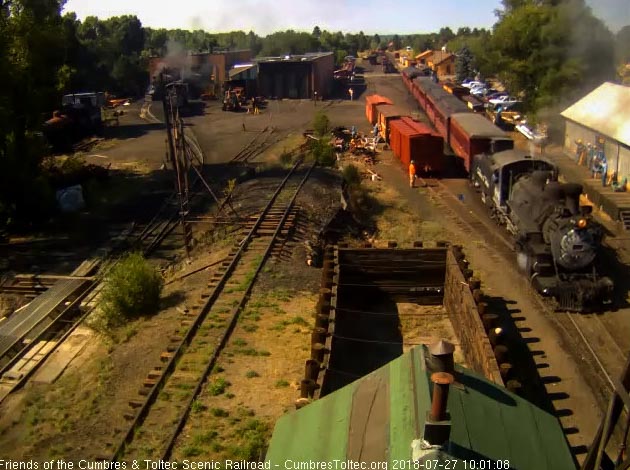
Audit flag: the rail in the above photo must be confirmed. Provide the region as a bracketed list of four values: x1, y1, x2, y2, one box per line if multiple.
[109, 158, 314, 461]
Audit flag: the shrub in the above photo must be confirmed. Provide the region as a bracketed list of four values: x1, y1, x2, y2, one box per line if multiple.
[245, 370, 260, 378]
[310, 139, 336, 167]
[313, 112, 330, 137]
[279, 150, 293, 166]
[275, 380, 290, 388]
[98, 252, 163, 329]
[211, 407, 229, 417]
[343, 164, 361, 187]
[208, 377, 230, 396]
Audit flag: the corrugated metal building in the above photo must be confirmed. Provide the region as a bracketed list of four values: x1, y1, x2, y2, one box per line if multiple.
[561, 82, 630, 181]
[266, 345, 575, 469]
[256, 52, 334, 99]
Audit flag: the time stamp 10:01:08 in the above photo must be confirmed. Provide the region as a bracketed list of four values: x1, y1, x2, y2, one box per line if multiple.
[393, 460, 511, 470]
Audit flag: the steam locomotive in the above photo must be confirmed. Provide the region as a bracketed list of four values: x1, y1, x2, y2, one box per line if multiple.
[471, 149, 613, 311]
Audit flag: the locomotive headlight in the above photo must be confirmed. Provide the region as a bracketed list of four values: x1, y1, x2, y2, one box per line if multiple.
[577, 218, 588, 229]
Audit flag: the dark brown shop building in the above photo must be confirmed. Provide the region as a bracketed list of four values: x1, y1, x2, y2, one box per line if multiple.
[255, 52, 334, 100]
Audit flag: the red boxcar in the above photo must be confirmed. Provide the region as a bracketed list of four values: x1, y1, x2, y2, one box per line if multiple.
[449, 112, 514, 172]
[390, 118, 445, 173]
[389, 118, 405, 158]
[365, 94, 393, 125]
[375, 104, 405, 142]
[400, 118, 445, 173]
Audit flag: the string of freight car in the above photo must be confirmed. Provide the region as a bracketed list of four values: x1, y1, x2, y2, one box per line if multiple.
[109, 158, 315, 462]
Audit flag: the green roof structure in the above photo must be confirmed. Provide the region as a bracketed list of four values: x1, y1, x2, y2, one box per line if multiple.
[266, 345, 575, 470]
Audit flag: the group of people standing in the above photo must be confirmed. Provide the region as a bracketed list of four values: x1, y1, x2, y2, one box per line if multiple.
[575, 139, 608, 186]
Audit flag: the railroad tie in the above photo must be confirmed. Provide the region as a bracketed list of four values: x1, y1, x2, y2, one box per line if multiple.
[128, 400, 143, 409]
[143, 378, 158, 388]
[123, 412, 136, 421]
[147, 371, 162, 380]
[160, 352, 173, 362]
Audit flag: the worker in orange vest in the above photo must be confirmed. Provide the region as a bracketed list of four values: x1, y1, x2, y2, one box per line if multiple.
[409, 160, 416, 188]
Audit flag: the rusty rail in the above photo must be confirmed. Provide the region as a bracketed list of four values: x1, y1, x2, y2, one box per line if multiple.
[109, 158, 314, 461]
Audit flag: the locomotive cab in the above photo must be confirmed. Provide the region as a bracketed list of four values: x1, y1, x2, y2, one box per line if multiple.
[470, 150, 556, 229]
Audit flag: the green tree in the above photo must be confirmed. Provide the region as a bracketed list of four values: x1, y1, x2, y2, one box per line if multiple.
[312, 112, 330, 137]
[312, 25, 321, 38]
[392, 34, 402, 50]
[488, 0, 614, 111]
[616, 25, 630, 63]
[455, 45, 475, 83]
[0, 0, 67, 225]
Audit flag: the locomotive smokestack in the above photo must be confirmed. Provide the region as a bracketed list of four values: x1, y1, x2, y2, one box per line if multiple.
[563, 183, 582, 215]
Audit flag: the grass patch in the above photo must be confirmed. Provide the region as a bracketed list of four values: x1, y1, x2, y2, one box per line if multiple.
[233, 338, 247, 347]
[226, 419, 271, 461]
[208, 377, 230, 396]
[245, 370, 260, 379]
[242, 324, 258, 333]
[275, 380, 290, 388]
[211, 407, 229, 417]
[192, 430, 218, 446]
[182, 445, 203, 457]
[234, 348, 270, 357]
[191, 400, 207, 414]
[269, 289, 292, 302]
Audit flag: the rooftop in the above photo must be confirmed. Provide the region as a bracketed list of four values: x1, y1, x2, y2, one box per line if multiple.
[266, 345, 575, 469]
[561, 81, 630, 147]
[255, 52, 334, 63]
[428, 50, 455, 66]
[452, 112, 510, 139]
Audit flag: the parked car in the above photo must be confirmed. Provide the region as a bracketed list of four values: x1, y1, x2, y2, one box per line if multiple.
[488, 95, 518, 105]
[470, 86, 487, 96]
[485, 92, 509, 101]
[462, 80, 484, 89]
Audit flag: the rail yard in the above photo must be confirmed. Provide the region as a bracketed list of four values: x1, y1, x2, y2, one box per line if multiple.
[0, 52, 629, 469]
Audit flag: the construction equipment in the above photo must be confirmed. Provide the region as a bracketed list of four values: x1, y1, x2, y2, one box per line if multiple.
[222, 88, 244, 112]
[43, 92, 104, 151]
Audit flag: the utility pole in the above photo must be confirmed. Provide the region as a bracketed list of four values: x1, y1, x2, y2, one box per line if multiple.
[161, 74, 193, 259]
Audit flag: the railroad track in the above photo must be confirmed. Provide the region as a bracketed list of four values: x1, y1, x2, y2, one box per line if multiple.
[230, 126, 277, 163]
[109, 158, 315, 462]
[423, 177, 626, 411]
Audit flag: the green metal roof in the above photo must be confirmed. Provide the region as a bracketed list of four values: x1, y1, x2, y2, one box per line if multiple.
[266, 346, 575, 470]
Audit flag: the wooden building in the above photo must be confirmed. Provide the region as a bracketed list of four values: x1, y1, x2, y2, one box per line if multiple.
[561, 81, 630, 184]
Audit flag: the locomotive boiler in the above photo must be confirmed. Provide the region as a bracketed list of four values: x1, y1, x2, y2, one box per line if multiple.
[471, 149, 613, 311]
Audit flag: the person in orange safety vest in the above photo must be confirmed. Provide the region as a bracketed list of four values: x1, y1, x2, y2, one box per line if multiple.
[409, 160, 416, 188]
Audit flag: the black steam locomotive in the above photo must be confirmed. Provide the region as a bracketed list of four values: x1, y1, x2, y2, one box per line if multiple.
[471, 149, 613, 311]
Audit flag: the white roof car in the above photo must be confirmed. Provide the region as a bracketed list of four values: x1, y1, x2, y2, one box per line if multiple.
[462, 80, 484, 89]
[489, 95, 518, 105]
